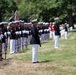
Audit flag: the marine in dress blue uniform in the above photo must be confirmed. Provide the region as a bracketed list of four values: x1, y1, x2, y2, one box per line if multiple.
[30, 19, 41, 63]
[64, 23, 68, 39]
[54, 18, 60, 49]
[9, 22, 16, 54]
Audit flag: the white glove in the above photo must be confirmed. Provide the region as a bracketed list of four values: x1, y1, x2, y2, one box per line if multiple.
[15, 31, 19, 35]
[7, 32, 11, 35]
[0, 34, 3, 40]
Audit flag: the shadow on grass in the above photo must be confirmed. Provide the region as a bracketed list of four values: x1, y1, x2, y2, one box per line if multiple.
[42, 41, 48, 44]
[70, 29, 76, 33]
[40, 60, 53, 63]
[18, 47, 30, 53]
[42, 39, 53, 44]
[70, 31, 76, 33]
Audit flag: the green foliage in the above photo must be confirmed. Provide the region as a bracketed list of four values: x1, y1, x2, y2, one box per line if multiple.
[0, 0, 8, 21]
[5, 0, 18, 21]
[0, 0, 17, 22]
[14, 0, 74, 22]
[0, 0, 76, 23]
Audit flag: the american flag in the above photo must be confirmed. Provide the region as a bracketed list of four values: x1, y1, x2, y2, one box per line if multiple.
[14, 10, 19, 21]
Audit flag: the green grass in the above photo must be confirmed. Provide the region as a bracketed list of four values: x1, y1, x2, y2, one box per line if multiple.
[5, 29, 76, 75]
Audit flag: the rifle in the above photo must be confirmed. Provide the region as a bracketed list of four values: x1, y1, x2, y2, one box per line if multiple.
[5, 38, 8, 60]
[5, 43, 7, 59]
[40, 42, 41, 47]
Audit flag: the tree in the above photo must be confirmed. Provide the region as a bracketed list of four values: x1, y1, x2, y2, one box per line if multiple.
[0, 0, 18, 22]
[11, 0, 76, 27]
[66, 0, 74, 28]
[0, 0, 8, 22]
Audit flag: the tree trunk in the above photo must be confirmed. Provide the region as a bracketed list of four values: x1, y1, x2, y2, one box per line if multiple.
[68, 9, 74, 28]
[0, 15, 2, 22]
[67, 0, 74, 29]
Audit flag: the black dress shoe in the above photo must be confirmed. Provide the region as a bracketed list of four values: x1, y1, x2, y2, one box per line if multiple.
[33, 61, 39, 63]
[2, 58, 4, 59]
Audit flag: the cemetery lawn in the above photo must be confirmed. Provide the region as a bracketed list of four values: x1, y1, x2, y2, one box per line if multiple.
[0, 29, 76, 75]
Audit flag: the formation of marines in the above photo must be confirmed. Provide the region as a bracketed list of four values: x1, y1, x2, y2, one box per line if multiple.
[0, 18, 69, 61]
[0, 20, 50, 60]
